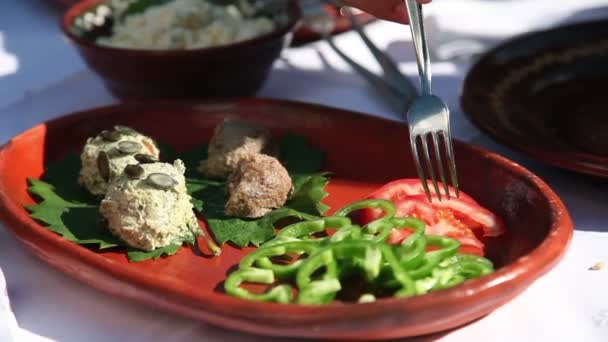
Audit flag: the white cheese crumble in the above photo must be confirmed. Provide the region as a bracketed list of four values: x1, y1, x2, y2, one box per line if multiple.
[100, 159, 200, 251]
[97, 0, 276, 50]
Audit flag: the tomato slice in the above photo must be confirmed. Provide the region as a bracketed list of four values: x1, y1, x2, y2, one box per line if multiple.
[421, 195, 506, 237]
[427, 208, 485, 253]
[387, 228, 413, 245]
[387, 201, 485, 254]
[394, 198, 437, 225]
[386, 220, 484, 256]
[367, 179, 478, 204]
[357, 179, 505, 256]
[362, 179, 505, 238]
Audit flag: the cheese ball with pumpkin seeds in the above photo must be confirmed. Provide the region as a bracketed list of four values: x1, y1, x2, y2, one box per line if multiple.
[78, 126, 160, 196]
[100, 159, 200, 251]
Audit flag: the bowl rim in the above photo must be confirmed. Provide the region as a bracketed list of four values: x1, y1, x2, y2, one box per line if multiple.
[61, 0, 302, 56]
[0, 99, 574, 338]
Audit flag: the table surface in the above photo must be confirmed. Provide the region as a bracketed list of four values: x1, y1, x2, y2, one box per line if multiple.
[1, 1, 608, 341]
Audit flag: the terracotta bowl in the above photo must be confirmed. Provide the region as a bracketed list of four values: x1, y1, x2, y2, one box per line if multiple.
[0, 100, 573, 339]
[52, 0, 369, 46]
[61, 0, 301, 99]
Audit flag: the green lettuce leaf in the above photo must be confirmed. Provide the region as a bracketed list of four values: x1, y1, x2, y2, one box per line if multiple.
[26, 178, 120, 249]
[278, 134, 324, 174]
[127, 244, 181, 262]
[25, 156, 194, 262]
[207, 208, 316, 247]
[286, 173, 330, 215]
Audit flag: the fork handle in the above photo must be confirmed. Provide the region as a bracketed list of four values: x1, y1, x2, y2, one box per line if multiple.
[404, 0, 432, 96]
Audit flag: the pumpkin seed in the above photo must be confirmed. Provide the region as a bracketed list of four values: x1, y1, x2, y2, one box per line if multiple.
[134, 153, 158, 164]
[589, 262, 606, 271]
[124, 164, 144, 179]
[97, 151, 110, 181]
[100, 130, 121, 142]
[117, 141, 142, 154]
[114, 125, 138, 136]
[147, 173, 177, 190]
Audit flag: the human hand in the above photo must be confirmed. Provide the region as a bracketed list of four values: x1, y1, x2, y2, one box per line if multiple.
[341, 0, 432, 24]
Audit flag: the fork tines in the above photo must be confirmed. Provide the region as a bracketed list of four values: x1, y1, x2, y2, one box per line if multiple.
[410, 131, 459, 202]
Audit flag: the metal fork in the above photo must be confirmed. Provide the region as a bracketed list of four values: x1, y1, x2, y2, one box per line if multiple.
[337, 2, 419, 106]
[304, 5, 415, 112]
[403, 0, 459, 201]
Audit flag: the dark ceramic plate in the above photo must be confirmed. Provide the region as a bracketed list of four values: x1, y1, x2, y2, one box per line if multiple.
[462, 20, 608, 178]
[0, 100, 572, 339]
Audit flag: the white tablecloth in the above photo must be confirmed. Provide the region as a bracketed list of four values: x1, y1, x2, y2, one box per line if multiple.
[1, 1, 608, 341]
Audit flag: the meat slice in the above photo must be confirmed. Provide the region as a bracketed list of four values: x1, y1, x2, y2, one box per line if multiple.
[199, 119, 271, 179]
[225, 154, 292, 218]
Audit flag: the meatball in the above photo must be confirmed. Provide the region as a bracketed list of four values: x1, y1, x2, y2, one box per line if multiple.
[79, 126, 159, 196]
[225, 154, 293, 218]
[198, 119, 271, 179]
[100, 159, 200, 251]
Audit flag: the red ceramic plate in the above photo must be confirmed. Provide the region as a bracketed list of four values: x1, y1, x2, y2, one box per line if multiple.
[0, 99, 572, 340]
[462, 20, 608, 178]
